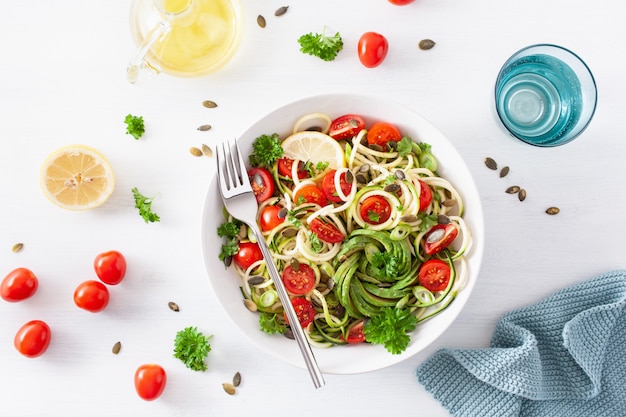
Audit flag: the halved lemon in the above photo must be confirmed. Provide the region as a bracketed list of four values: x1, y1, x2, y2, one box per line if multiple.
[281, 131, 346, 169]
[40, 144, 115, 211]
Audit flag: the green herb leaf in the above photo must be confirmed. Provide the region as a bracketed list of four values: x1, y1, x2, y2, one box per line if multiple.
[371, 252, 399, 279]
[124, 114, 145, 140]
[298, 30, 343, 61]
[249, 133, 283, 168]
[217, 220, 241, 262]
[396, 137, 413, 157]
[173, 326, 212, 372]
[131, 187, 160, 223]
[259, 312, 287, 334]
[417, 213, 438, 232]
[364, 307, 417, 354]
[309, 231, 323, 253]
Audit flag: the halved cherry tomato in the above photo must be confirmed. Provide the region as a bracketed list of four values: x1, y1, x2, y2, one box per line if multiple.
[277, 157, 307, 179]
[389, 0, 415, 4]
[1, 267, 38, 302]
[233, 241, 263, 269]
[94, 250, 126, 285]
[321, 170, 353, 203]
[294, 184, 328, 207]
[359, 195, 392, 225]
[309, 217, 345, 244]
[248, 167, 275, 203]
[367, 122, 402, 148]
[74, 280, 110, 313]
[418, 259, 451, 292]
[358, 32, 389, 68]
[418, 180, 433, 212]
[328, 114, 366, 140]
[423, 223, 459, 255]
[285, 297, 316, 328]
[260, 205, 285, 231]
[282, 263, 316, 295]
[14, 320, 51, 358]
[134, 364, 167, 401]
[343, 319, 366, 344]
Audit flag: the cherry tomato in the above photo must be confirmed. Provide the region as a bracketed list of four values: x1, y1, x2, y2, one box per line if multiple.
[309, 217, 345, 244]
[260, 205, 285, 232]
[73, 280, 110, 313]
[233, 241, 263, 269]
[321, 170, 353, 203]
[294, 184, 328, 207]
[343, 320, 366, 344]
[277, 157, 307, 179]
[418, 180, 433, 212]
[94, 250, 126, 285]
[285, 297, 316, 328]
[359, 195, 392, 225]
[282, 263, 316, 295]
[367, 122, 402, 148]
[358, 32, 389, 68]
[423, 223, 459, 255]
[419, 259, 451, 292]
[248, 167, 275, 203]
[134, 364, 167, 401]
[328, 114, 366, 140]
[14, 320, 51, 358]
[1, 267, 38, 302]
[389, 0, 415, 4]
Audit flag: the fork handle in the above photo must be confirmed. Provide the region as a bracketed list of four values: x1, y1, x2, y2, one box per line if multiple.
[249, 223, 326, 388]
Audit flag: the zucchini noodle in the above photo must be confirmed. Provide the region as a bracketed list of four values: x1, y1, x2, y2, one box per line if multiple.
[220, 112, 473, 351]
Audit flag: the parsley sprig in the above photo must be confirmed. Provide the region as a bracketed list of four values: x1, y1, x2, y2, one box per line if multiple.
[124, 114, 145, 140]
[173, 326, 212, 372]
[259, 312, 287, 334]
[364, 307, 417, 354]
[298, 29, 343, 61]
[249, 133, 283, 168]
[217, 219, 241, 262]
[131, 187, 160, 223]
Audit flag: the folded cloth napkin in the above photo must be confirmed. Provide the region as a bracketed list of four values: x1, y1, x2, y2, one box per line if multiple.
[416, 270, 626, 417]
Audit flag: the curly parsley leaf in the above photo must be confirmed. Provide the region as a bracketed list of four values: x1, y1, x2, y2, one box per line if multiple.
[259, 312, 287, 334]
[217, 219, 241, 262]
[417, 213, 438, 232]
[131, 187, 160, 223]
[371, 252, 399, 279]
[298, 30, 343, 62]
[124, 114, 145, 140]
[364, 307, 417, 354]
[173, 326, 212, 372]
[249, 133, 283, 168]
[396, 137, 413, 157]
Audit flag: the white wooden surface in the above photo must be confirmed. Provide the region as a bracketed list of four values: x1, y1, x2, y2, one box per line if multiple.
[1, 1, 625, 416]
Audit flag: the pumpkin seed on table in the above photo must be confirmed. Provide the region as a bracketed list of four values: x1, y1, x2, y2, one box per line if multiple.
[484, 157, 498, 170]
[257, 14, 266, 28]
[518, 189, 527, 201]
[201, 144, 213, 157]
[168, 301, 180, 312]
[418, 39, 436, 50]
[546, 207, 560, 215]
[274, 6, 289, 16]
[197, 124, 212, 131]
[202, 100, 217, 108]
[233, 371, 242, 387]
[222, 383, 236, 395]
[190, 147, 203, 157]
[506, 185, 520, 194]
[112, 341, 122, 355]
[11, 243, 24, 253]
[500, 166, 510, 178]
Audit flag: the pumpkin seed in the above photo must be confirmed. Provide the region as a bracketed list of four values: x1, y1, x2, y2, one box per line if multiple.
[278, 207, 288, 219]
[327, 278, 335, 291]
[546, 207, 560, 215]
[345, 170, 354, 184]
[359, 164, 370, 173]
[499, 166, 510, 178]
[112, 341, 121, 355]
[283, 328, 295, 339]
[394, 170, 406, 180]
[238, 223, 247, 239]
[197, 124, 212, 131]
[400, 214, 418, 223]
[369, 144, 384, 152]
[11, 243, 23, 253]
[384, 183, 400, 194]
[202, 100, 218, 108]
[437, 214, 450, 224]
[202, 144, 213, 157]
[224, 256, 232, 267]
[168, 301, 180, 312]
[223, 383, 236, 395]
[518, 189, 527, 201]
[190, 147, 203, 157]
[355, 173, 367, 184]
[257, 14, 266, 28]
[233, 371, 242, 387]
[290, 258, 300, 272]
[484, 157, 497, 170]
[281, 228, 298, 238]
[506, 185, 520, 194]
[418, 39, 436, 50]
[248, 276, 265, 286]
[442, 199, 457, 207]
[243, 299, 257, 312]
[274, 6, 289, 16]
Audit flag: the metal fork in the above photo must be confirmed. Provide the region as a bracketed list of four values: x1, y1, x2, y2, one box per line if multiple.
[216, 138, 325, 389]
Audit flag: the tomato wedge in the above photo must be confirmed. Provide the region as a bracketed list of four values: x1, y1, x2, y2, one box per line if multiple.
[423, 223, 459, 255]
[359, 195, 392, 225]
[282, 263, 316, 295]
[277, 157, 307, 179]
[248, 167, 275, 202]
[418, 259, 451, 292]
[328, 114, 366, 140]
[309, 217, 345, 244]
[285, 297, 316, 328]
[367, 122, 402, 149]
[343, 319, 366, 344]
[418, 180, 433, 212]
[294, 184, 328, 207]
[321, 170, 352, 203]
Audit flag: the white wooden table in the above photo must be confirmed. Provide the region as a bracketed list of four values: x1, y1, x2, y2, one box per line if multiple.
[1, 1, 624, 416]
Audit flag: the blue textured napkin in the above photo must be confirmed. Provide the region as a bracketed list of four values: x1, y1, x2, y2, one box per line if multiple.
[416, 270, 626, 417]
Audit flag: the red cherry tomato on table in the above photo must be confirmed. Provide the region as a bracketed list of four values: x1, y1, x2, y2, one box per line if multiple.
[134, 364, 167, 401]
[418, 180, 433, 212]
[294, 184, 328, 207]
[367, 122, 402, 148]
[321, 170, 353, 203]
[285, 297, 316, 328]
[389, 0, 415, 4]
[260, 205, 285, 232]
[94, 250, 126, 285]
[233, 241, 263, 269]
[358, 32, 389, 68]
[248, 167, 275, 203]
[343, 319, 366, 344]
[359, 195, 392, 225]
[328, 114, 366, 140]
[282, 263, 316, 295]
[423, 223, 459, 255]
[309, 217, 345, 244]
[73, 280, 110, 313]
[277, 157, 308, 179]
[1, 267, 38, 302]
[14, 320, 51, 358]
[418, 259, 452, 292]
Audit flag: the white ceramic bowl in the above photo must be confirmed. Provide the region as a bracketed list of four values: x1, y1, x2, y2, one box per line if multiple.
[201, 93, 484, 374]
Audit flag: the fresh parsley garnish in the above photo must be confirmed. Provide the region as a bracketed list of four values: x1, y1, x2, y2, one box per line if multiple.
[396, 137, 413, 157]
[124, 114, 145, 140]
[371, 252, 399, 279]
[217, 219, 241, 262]
[259, 312, 287, 334]
[417, 142, 438, 171]
[417, 213, 438, 232]
[131, 187, 160, 223]
[249, 133, 283, 168]
[364, 307, 417, 354]
[298, 29, 343, 61]
[309, 231, 324, 253]
[304, 161, 330, 177]
[173, 326, 212, 372]
[367, 210, 381, 223]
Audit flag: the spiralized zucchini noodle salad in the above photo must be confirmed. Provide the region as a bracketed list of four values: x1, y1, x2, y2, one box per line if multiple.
[217, 112, 472, 355]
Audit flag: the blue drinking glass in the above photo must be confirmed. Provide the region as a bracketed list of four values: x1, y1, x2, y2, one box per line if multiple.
[494, 44, 597, 147]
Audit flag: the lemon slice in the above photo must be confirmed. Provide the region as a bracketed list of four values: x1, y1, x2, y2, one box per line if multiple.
[281, 131, 346, 170]
[40, 145, 115, 211]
